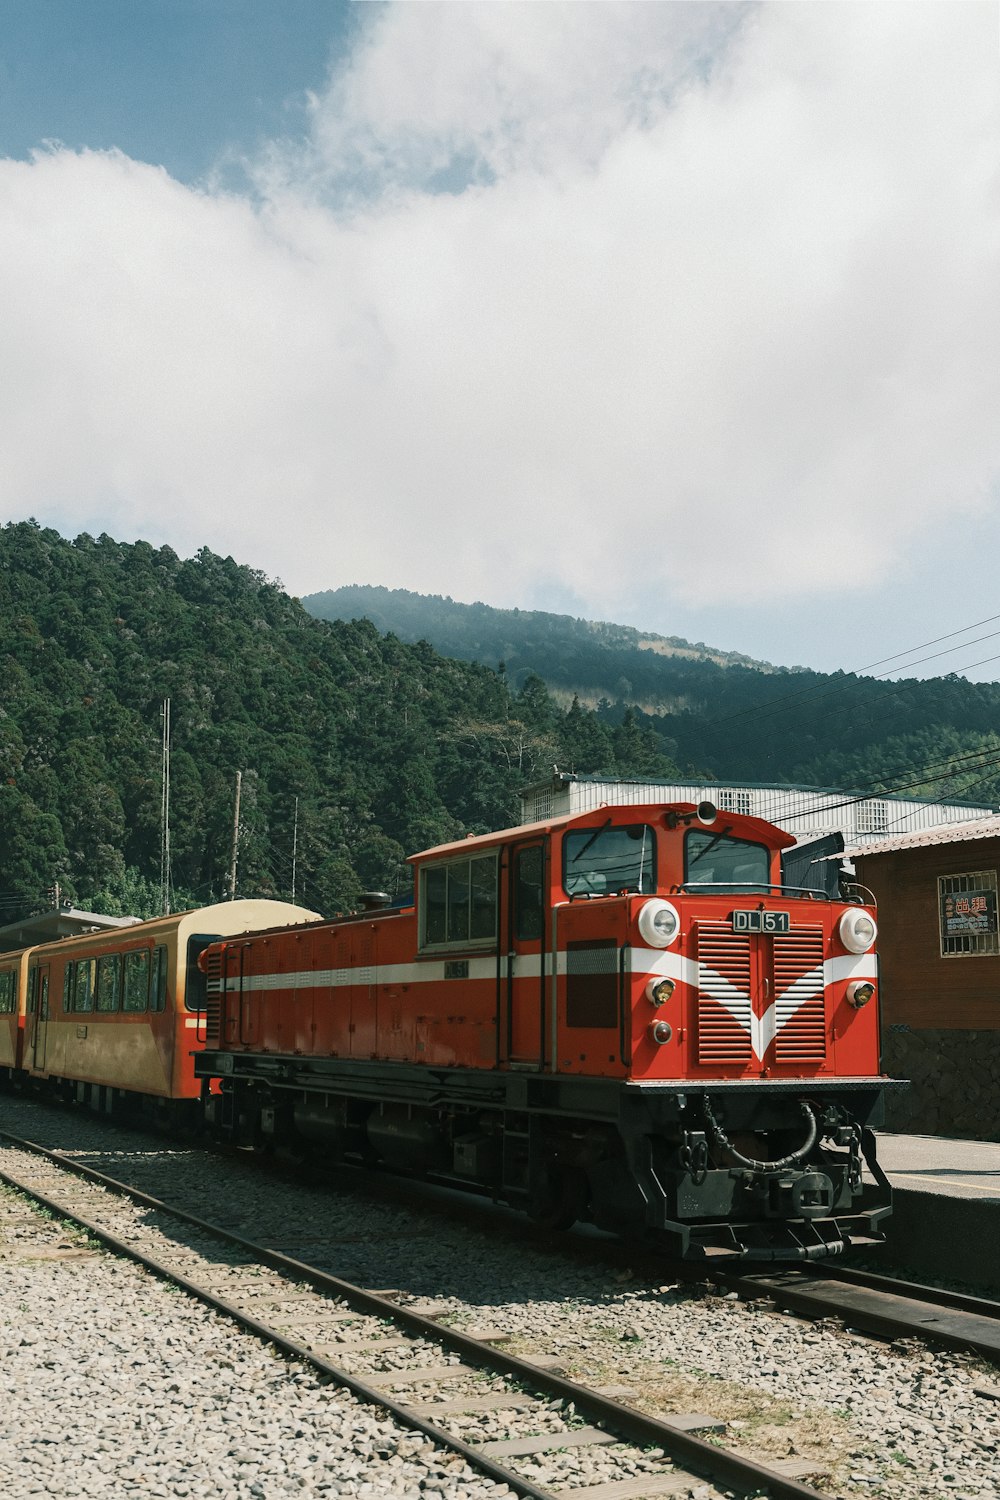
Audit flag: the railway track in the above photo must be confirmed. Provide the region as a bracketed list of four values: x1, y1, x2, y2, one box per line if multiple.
[708, 1263, 1000, 1366]
[0, 1124, 831, 1500]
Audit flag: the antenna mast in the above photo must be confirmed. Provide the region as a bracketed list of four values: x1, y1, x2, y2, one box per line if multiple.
[228, 770, 242, 900]
[291, 795, 299, 903]
[160, 698, 171, 915]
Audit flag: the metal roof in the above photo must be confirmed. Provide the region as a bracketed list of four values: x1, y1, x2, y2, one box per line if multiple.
[848, 815, 1000, 858]
[0, 906, 141, 954]
[529, 771, 995, 811]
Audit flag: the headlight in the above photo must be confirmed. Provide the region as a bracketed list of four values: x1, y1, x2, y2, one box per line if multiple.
[838, 909, 877, 954]
[645, 977, 676, 1006]
[637, 899, 681, 948]
[648, 1020, 673, 1045]
[847, 981, 876, 1008]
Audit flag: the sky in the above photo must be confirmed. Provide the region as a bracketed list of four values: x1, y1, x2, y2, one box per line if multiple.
[1, 1, 998, 678]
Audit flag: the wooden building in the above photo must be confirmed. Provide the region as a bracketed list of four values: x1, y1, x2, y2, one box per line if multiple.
[853, 817, 1000, 1141]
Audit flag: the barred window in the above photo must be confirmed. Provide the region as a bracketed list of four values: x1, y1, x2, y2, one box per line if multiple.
[939, 871, 999, 957]
[718, 788, 753, 817]
[857, 799, 889, 835]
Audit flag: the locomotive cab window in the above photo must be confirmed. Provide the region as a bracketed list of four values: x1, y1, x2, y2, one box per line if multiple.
[419, 852, 498, 951]
[563, 822, 656, 898]
[684, 829, 770, 893]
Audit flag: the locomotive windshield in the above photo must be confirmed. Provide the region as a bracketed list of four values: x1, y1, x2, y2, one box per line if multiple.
[563, 821, 656, 897]
[684, 828, 770, 892]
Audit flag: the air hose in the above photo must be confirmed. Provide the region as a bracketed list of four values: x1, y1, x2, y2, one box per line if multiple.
[701, 1095, 818, 1173]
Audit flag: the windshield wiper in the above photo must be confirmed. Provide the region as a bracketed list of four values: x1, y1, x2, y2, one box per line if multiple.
[687, 823, 734, 868]
[571, 817, 612, 863]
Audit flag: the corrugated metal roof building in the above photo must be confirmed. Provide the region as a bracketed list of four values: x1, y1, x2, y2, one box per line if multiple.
[520, 773, 995, 848]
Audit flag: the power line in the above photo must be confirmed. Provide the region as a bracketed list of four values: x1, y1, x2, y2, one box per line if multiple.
[705, 614, 1000, 730]
[775, 747, 1000, 824]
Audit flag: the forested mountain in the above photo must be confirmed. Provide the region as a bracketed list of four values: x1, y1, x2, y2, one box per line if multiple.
[304, 585, 1000, 811]
[0, 523, 676, 921]
[304, 584, 779, 707]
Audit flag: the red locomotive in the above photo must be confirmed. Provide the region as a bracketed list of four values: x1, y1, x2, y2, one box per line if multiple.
[197, 802, 898, 1261]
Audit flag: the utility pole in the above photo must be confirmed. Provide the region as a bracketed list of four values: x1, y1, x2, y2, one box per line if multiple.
[291, 795, 299, 904]
[160, 698, 171, 915]
[228, 770, 242, 900]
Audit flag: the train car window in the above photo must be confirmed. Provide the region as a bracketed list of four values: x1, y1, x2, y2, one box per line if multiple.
[0, 972, 15, 1014]
[514, 846, 545, 940]
[123, 950, 150, 1013]
[95, 955, 121, 1013]
[684, 829, 770, 892]
[62, 964, 74, 1012]
[74, 959, 95, 1013]
[419, 853, 498, 950]
[423, 866, 447, 945]
[150, 946, 168, 1011]
[470, 858, 496, 940]
[563, 823, 656, 898]
[184, 936, 218, 1011]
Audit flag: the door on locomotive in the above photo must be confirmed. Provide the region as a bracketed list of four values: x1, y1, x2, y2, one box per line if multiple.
[556, 817, 659, 1078]
[506, 840, 546, 1066]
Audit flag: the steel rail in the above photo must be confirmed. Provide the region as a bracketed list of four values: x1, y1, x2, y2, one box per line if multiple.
[708, 1264, 1000, 1365]
[0, 1127, 826, 1500]
[811, 1262, 1000, 1318]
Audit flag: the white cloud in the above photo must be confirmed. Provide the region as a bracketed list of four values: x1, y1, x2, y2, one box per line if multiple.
[0, 2, 997, 628]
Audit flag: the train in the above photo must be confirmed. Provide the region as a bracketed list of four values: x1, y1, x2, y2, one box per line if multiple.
[0, 900, 320, 1123]
[0, 801, 899, 1262]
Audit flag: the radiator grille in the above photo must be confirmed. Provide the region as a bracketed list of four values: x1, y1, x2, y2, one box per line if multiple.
[772, 927, 826, 1063]
[204, 949, 223, 1045]
[695, 923, 752, 1064]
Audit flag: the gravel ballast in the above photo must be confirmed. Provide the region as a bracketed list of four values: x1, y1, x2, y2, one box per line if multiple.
[1, 1095, 998, 1499]
[0, 1192, 513, 1500]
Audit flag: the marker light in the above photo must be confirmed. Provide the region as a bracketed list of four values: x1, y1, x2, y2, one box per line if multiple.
[648, 1020, 673, 1045]
[847, 980, 876, 1009]
[645, 977, 676, 1007]
[838, 909, 878, 954]
[637, 899, 681, 948]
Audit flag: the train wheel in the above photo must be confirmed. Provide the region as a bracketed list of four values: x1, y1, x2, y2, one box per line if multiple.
[528, 1163, 589, 1232]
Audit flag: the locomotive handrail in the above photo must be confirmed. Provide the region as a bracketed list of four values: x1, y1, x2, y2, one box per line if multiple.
[671, 881, 858, 900]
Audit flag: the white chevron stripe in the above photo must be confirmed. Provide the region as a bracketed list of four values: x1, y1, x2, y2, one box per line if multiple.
[208, 942, 878, 1066]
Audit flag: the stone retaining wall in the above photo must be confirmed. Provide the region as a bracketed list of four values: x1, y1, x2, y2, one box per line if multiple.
[880, 1024, 1000, 1140]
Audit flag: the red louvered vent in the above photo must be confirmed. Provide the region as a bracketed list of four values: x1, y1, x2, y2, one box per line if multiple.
[204, 948, 224, 1045]
[696, 923, 753, 1065]
[772, 927, 826, 1063]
